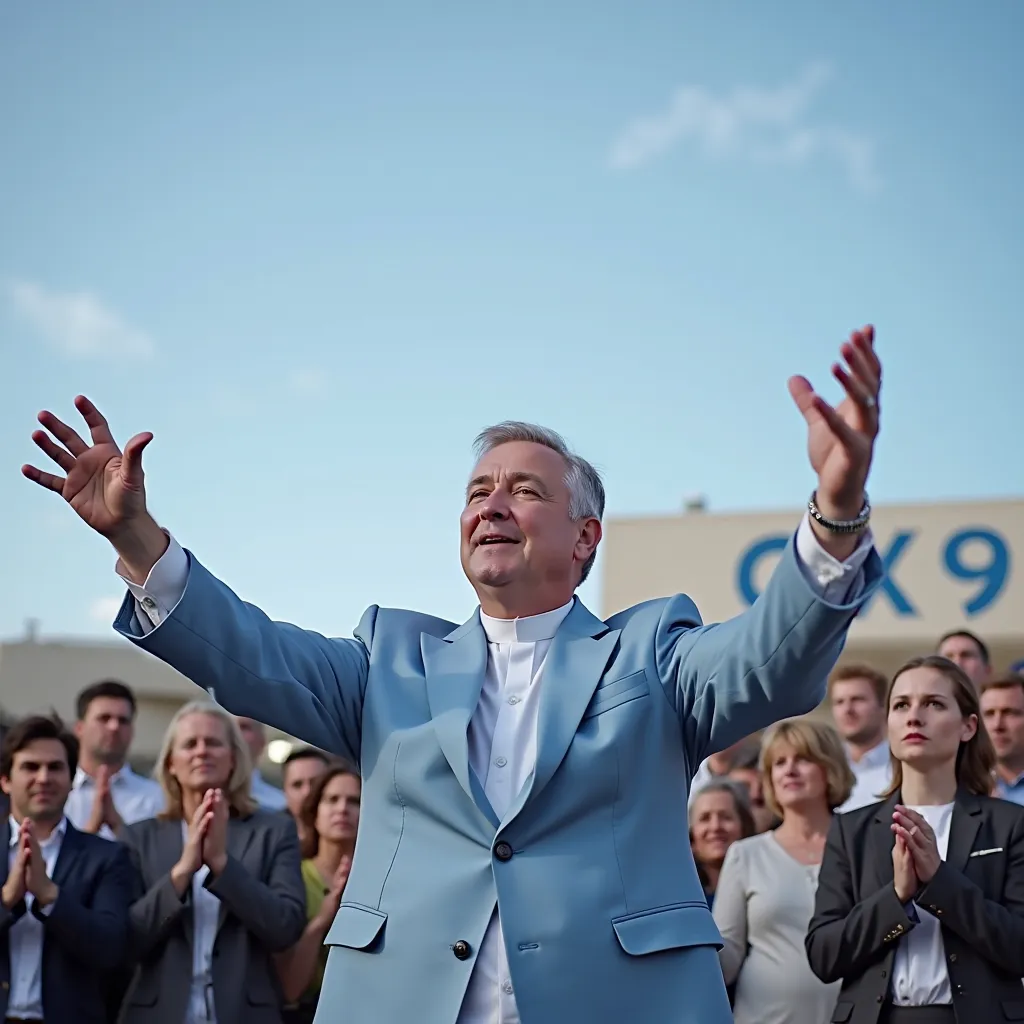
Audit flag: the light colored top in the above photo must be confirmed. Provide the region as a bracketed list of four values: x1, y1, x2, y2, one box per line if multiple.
[994, 771, 1024, 806]
[891, 802, 954, 1006]
[65, 763, 165, 839]
[713, 830, 841, 1024]
[295, 859, 332, 1005]
[6, 815, 66, 1021]
[116, 513, 870, 1024]
[837, 739, 892, 813]
[181, 820, 221, 1024]
[249, 769, 287, 811]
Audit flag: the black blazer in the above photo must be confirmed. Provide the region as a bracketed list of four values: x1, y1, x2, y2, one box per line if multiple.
[805, 791, 1024, 1024]
[0, 819, 135, 1024]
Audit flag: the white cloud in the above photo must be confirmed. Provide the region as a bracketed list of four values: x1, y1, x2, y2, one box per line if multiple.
[7, 279, 155, 358]
[89, 596, 124, 623]
[287, 368, 329, 397]
[608, 62, 879, 191]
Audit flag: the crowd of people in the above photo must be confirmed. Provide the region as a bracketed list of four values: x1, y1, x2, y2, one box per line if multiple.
[686, 627, 1024, 1024]
[1, 680, 359, 1024]
[2, 628, 1022, 1024]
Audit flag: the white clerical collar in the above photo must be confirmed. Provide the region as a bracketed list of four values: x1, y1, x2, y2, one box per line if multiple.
[480, 598, 575, 644]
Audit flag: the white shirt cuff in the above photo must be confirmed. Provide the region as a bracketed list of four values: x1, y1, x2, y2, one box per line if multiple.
[795, 512, 873, 603]
[115, 533, 189, 632]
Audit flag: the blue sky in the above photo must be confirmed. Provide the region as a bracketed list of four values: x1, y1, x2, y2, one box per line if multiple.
[1, 2, 1021, 642]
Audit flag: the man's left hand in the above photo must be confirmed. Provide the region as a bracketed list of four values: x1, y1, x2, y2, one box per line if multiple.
[22, 821, 59, 907]
[893, 805, 943, 884]
[789, 325, 881, 555]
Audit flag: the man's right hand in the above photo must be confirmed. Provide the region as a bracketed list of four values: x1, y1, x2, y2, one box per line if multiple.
[22, 395, 169, 582]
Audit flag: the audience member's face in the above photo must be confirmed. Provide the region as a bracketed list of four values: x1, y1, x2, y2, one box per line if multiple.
[168, 713, 235, 796]
[460, 441, 599, 597]
[234, 717, 266, 767]
[727, 767, 773, 832]
[689, 790, 744, 868]
[889, 666, 975, 770]
[937, 635, 990, 688]
[315, 772, 361, 844]
[981, 684, 1024, 766]
[75, 696, 135, 769]
[284, 756, 328, 819]
[768, 743, 827, 813]
[1, 739, 72, 824]
[830, 678, 886, 747]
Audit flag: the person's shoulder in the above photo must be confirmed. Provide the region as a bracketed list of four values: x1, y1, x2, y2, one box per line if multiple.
[243, 807, 298, 838]
[606, 593, 702, 634]
[833, 799, 887, 834]
[974, 792, 1024, 829]
[364, 605, 461, 641]
[69, 822, 133, 863]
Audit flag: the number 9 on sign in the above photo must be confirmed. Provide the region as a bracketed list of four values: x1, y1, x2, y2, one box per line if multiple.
[943, 528, 1010, 617]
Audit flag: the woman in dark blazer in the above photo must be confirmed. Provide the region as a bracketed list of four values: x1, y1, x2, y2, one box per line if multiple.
[118, 700, 306, 1024]
[805, 655, 1024, 1024]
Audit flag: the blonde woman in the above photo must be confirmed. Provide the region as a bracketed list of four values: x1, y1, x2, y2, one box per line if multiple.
[712, 718, 855, 1024]
[118, 700, 306, 1024]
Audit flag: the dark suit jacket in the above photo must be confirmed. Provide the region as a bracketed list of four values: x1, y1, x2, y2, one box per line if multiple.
[0, 819, 135, 1024]
[805, 791, 1024, 1024]
[118, 809, 306, 1024]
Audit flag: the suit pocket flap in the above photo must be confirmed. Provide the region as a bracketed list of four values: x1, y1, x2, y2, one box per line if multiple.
[830, 1002, 854, 1023]
[325, 903, 387, 950]
[611, 902, 722, 955]
[1002, 1002, 1024, 1021]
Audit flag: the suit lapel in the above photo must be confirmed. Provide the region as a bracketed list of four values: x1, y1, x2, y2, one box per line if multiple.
[1, 820, 9, 888]
[946, 791, 983, 872]
[869, 794, 900, 892]
[51, 821, 82, 887]
[422, 615, 491, 819]
[503, 602, 620, 824]
[216, 817, 256, 932]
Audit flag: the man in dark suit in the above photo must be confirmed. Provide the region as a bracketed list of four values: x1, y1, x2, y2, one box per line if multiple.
[0, 714, 135, 1024]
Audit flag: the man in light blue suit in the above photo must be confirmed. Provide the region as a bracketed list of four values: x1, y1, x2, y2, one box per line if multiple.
[23, 326, 884, 1023]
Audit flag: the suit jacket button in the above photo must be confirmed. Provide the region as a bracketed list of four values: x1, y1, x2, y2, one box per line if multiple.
[948, 953, 957, 962]
[494, 841, 513, 862]
[453, 940, 472, 960]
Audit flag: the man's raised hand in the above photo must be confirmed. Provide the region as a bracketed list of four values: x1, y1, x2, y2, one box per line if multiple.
[22, 395, 168, 581]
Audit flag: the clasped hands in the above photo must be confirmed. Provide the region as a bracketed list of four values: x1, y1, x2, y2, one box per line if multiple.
[170, 788, 230, 895]
[1, 819, 59, 911]
[891, 805, 943, 904]
[84, 764, 125, 836]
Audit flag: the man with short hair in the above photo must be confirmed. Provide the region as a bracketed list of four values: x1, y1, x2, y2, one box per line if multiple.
[22, 326, 884, 1024]
[282, 747, 330, 822]
[0, 714, 135, 1024]
[937, 628, 991, 690]
[235, 715, 288, 810]
[980, 676, 1024, 805]
[828, 663, 892, 811]
[65, 679, 163, 839]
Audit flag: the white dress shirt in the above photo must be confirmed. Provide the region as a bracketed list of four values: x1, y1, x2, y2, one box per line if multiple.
[837, 738, 893, 813]
[64, 763, 165, 839]
[116, 512, 870, 1024]
[6, 815, 67, 1021]
[181, 820, 222, 1024]
[249, 769, 287, 811]
[891, 802, 954, 1006]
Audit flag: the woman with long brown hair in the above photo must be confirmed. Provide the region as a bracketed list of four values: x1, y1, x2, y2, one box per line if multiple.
[806, 655, 1024, 1024]
[275, 762, 361, 1024]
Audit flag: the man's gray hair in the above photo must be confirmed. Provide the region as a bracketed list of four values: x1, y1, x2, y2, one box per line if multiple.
[472, 421, 605, 584]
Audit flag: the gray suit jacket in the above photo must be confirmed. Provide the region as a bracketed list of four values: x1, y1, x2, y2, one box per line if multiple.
[118, 809, 306, 1024]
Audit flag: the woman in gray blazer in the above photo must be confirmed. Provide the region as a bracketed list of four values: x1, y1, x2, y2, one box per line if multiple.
[119, 700, 306, 1024]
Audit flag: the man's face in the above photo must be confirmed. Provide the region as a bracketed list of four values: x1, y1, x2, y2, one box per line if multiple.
[938, 635, 990, 688]
[283, 755, 327, 819]
[830, 678, 886, 747]
[981, 685, 1024, 766]
[74, 696, 134, 768]
[1, 739, 72, 823]
[460, 441, 600, 601]
[235, 717, 265, 766]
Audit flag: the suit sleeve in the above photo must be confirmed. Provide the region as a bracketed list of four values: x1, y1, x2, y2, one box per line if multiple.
[654, 524, 883, 764]
[204, 815, 306, 952]
[113, 548, 373, 763]
[37, 842, 134, 970]
[912, 813, 1024, 975]
[121, 825, 191, 960]
[805, 814, 915, 983]
[0, 899, 27, 935]
[711, 841, 749, 984]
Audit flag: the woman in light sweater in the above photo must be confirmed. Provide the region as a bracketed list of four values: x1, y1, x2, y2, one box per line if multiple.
[712, 718, 854, 1024]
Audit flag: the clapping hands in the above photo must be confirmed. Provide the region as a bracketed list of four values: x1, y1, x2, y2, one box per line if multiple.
[891, 805, 942, 902]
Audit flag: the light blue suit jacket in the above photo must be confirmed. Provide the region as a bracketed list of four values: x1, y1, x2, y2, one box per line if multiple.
[114, 531, 882, 1024]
